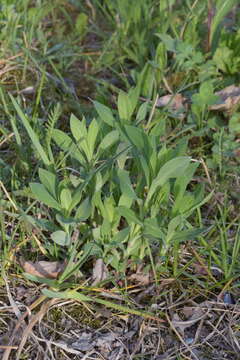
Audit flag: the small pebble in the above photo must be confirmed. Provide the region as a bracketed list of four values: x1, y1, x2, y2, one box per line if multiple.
[185, 337, 194, 345]
[223, 292, 235, 305]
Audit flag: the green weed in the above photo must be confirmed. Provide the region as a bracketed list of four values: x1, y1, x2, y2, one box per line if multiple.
[0, 0, 239, 322]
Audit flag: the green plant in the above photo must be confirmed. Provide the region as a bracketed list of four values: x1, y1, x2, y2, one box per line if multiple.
[191, 81, 219, 129]
[207, 129, 239, 178]
[1, 3, 240, 358]
[199, 205, 240, 280]
[208, 0, 239, 53]
[213, 29, 240, 75]
[9, 88, 212, 279]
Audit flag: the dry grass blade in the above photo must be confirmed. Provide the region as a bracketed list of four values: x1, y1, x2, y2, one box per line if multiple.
[200, 157, 212, 187]
[0, 346, 18, 350]
[0, 133, 14, 148]
[2, 275, 24, 360]
[2, 295, 47, 360]
[165, 312, 200, 360]
[0, 65, 19, 77]
[31, 334, 83, 355]
[3, 275, 22, 319]
[15, 298, 60, 360]
[0, 53, 23, 65]
[0, 181, 18, 211]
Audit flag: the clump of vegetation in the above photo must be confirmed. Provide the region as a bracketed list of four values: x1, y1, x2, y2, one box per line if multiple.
[0, 0, 240, 359]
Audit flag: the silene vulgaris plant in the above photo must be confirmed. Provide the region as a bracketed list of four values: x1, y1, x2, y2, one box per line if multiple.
[10, 87, 211, 281]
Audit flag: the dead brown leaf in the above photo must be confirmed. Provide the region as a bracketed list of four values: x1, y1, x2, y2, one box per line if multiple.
[141, 84, 240, 117]
[92, 259, 108, 285]
[210, 85, 240, 111]
[140, 93, 187, 120]
[182, 306, 195, 318]
[156, 93, 186, 111]
[159, 278, 175, 286]
[172, 305, 208, 335]
[172, 300, 213, 337]
[20, 258, 65, 279]
[129, 272, 150, 286]
[192, 262, 209, 276]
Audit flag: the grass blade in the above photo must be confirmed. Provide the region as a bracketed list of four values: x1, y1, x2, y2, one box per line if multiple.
[42, 288, 165, 322]
[210, 0, 238, 51]
[9, 94, 51, 166]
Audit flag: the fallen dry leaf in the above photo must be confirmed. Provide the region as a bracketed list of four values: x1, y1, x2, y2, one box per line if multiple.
[92, 259, 108, 285]
[182, 306, 195, 318]
[192, 262, 209, 276]
[20, 258, 65, 279]
[173, 299, 213, 336]
[141, 84, 240, 116]
[140, 93, 187, 119]
[172, 305, 208, 335]
[156, 93, 186, 111]
[160, 278, 175, 286]
[129, 272, 150, 285]
[210, 85, 240, 111]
